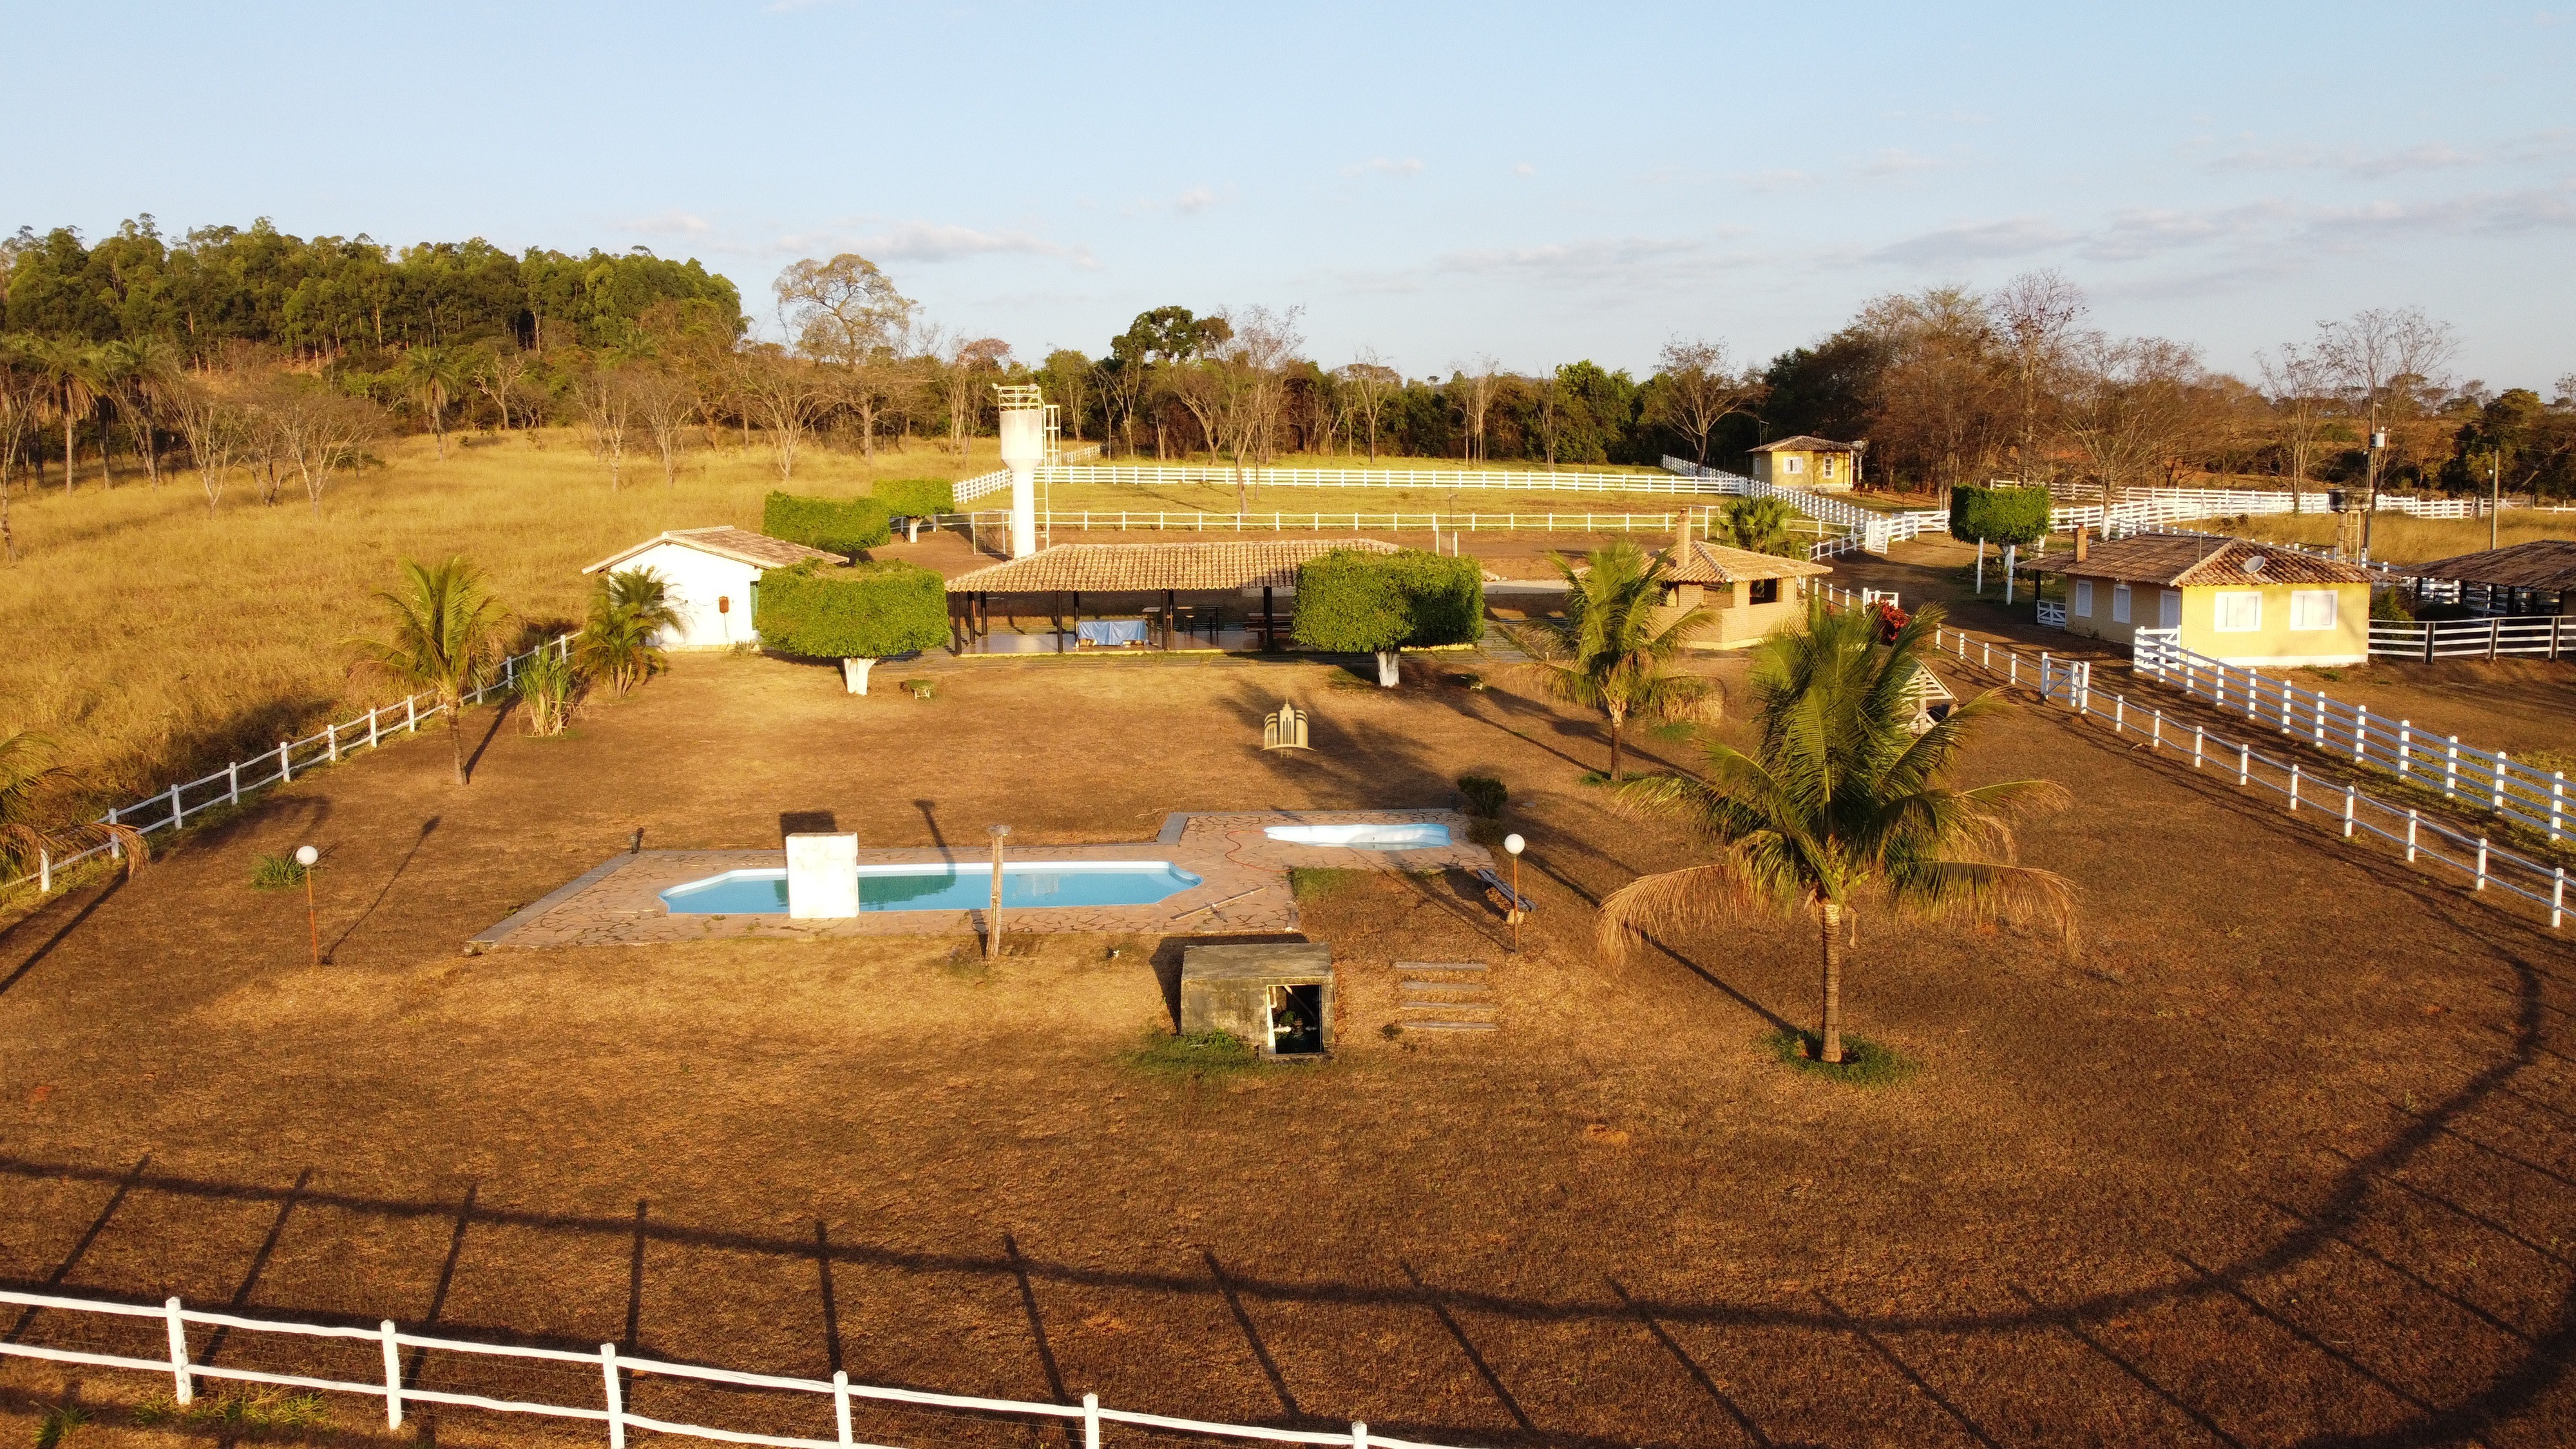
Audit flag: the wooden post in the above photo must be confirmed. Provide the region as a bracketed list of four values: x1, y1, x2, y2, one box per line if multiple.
[328, 722, 339, 763]
[368, 705, 380, 750]
[986, 825, 1010, 959]
[229, 761, 240, 805]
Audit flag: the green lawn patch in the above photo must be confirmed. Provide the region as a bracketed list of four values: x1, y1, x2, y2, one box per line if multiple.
[1765, 1028, 1917, 1086]
[1289, 866, 1366, 900]
[1120, 1028, 1263, 1083]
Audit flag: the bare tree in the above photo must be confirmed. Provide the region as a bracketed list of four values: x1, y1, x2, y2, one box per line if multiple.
[628, 367, 697, 488]
[2315, 307, 2458, 547]
[169, 370, 245, 515]
[1987, 270, 2086, 488]
[2063, 336, 2205, 506]
[2256, 344, 2334, 513]
[1647, 339, 1766, 468]
[273, 384, 386, 515]
[1337, 352, 1398, 462]
[1452, 354, 1505, 463]
[1861, 287, 2008, 497]
[0, 336, 33, 560]
[472, 344, 540, 433]
[775, 253, 917, 458]
[577, 365, 638, 489]
[1207, 305, 1306, 510]
[937, 336, 1011, 455]
[737, 349, 824, 480]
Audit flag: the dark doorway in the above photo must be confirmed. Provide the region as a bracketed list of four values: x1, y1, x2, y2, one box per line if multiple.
[1267, 984, 1324, 1055]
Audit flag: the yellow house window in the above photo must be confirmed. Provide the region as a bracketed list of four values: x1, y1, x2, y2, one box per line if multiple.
[1821, 457, 1838, 478]
[2289, 590, 2338, 630]
[1782, 455, 1805, 475]
[2213, 591, 2263, 632]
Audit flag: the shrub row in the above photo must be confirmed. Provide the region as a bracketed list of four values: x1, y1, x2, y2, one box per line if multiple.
[764, 491, 892, 554]
[754, 561, 948, 659]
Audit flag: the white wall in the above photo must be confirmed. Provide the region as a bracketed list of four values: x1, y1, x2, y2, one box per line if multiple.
[606, 543, 760, 650]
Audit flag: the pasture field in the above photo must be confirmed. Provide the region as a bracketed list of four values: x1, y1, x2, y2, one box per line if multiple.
[2217, 509, 2576, 563]
[3, 645, 2573, 1447]
[0, 430, 1003, 808]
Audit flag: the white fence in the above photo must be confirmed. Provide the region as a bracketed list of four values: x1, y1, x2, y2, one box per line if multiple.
[0, 1287, 1471, 1449]
[1038, 464, 1709, 495]
[1, 634, 574, 901]
[928, 509, 1683, 536]
[2133, 630, 2575, 846]
[1660, 457, 1951, 551]
[1925, 626, 2570, 927]
[2369, 616, 2576, 661]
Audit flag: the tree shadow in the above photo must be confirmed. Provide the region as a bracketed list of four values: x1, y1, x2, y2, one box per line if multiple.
[0, 875, 129, 999]
[325, 816, 440, 961]
[463, 697, 518, 781]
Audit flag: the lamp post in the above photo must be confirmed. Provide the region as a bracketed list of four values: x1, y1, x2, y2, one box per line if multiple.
[295, 844, 320, 968]
[986, 824, 1010, 959]
[1503, 833, 1526, 954]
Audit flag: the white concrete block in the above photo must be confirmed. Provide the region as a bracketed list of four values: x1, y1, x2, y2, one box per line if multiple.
[785, 833, 859, 918]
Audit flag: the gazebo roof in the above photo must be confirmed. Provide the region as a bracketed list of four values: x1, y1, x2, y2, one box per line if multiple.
[1663, 540, 1832, 585]
[583, 527, 841, 574]
[944, 538, 1402, 594]
[2405, 540, 2576, 592]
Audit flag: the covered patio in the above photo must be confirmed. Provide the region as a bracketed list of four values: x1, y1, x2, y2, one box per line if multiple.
[944, 538, 1406, 654]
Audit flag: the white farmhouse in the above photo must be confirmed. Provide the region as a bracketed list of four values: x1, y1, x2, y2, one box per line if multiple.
[581, 527, 841, 649]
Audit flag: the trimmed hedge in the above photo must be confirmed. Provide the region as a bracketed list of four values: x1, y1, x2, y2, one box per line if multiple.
[1291, 549, 1484, 654]
[871, 478, 955, 517]
[1949, 484, 2052, 546]
[754, 561, 949, 659]
[764, 491, 892, 555]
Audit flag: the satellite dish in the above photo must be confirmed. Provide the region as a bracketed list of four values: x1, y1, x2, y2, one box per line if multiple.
[2244, 554, 2268, 573]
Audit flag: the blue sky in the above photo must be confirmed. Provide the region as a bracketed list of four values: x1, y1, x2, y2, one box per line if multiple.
[17, 1, 2574, 386]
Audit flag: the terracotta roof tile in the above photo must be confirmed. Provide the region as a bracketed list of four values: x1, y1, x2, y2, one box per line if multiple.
[944, 538, 1403, 594]
[2406, 540, 2576, 591]
[2032, 535, 2372, 587]
[1749, 435, 1860, 453]
[1664, 540, 1833, 584]
[584, 527, 842, 574]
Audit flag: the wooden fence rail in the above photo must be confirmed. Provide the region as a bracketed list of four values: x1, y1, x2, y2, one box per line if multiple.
[0, 635, 575, 901]
[0, 1287, 1469, 1449]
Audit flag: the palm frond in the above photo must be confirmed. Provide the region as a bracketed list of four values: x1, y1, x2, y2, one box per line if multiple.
[1597, 855, 1795, 962]
[1878, 859, 2078, 945]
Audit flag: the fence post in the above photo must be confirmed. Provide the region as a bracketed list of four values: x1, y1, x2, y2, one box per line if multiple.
[168, 783, 181, 831]
[2313, 692, 2325, 746]
[2398, 720, 2412, 775]
[37, 848, 49, 895]
[328, 722, 339, 764]
[2476, 838, 2490, 891]
[1353, 1423, 1369, 1449]
[228, 761, 240, 805]
[2445, 736, 2459, 799]
[2289, 764, 2301, 811]
[368, 706, 380, 750]
[2407, 810, 2420, 862]
[381, 1320, 405, 1429]
[2555, 773, 2566, 842]
[2238, 742, 2250, 788]
[279, 739, 293, 784]
[2344, 785, 2356, 838]
[407, 696, 418, 734]
[1083, 1392, 1102, 1449]
[2353, 704, 2369, 764]
[834, 1371, 854, 1446]
[2193, 726, 2204, 769]
[2009, 654, 2018, 686]
[2039, 652, 2051, 702]
[2494, 753, 2510, 813]
[2557, 868, 2566, 931]
[2151, 710, 2163, 750]
[165, 1297, 193, 1405]
[601, 1344, 625, 1449]
[2115, 696, 2125, 734]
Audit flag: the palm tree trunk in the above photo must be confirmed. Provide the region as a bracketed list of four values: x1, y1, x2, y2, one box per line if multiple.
[1608, 717, 1623, 781]
[1817, 900, 1846, 1064]
[448, 704, 469, 786]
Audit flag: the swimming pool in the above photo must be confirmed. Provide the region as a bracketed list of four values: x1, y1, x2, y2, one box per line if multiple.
[1262, 822, 1452, 850]
[657, 861, 1204, 915]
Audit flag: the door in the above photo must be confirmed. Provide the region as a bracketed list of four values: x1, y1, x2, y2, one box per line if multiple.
[1265, 984, 1324, 1055]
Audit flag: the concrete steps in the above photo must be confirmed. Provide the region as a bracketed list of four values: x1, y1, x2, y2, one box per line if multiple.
[1393, 961, 1496, 1034]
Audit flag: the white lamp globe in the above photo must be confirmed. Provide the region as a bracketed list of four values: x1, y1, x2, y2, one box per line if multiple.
[294, 845, 319, 867]
[1503, 833, 1525, 856]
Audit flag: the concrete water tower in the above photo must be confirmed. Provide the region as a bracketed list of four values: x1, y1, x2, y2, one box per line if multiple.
[994, 383, 1046, 558]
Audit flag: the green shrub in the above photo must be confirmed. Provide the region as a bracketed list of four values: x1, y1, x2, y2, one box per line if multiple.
[1291, 549, 1484, 654]
[1456, 775, 1507, 817]
[764, 491, 892, 555]
[755, 561, 949, 659]
[249, 853, 309, 890]
[1948, 484, 2052, 547]
[872, 478, 955, 516]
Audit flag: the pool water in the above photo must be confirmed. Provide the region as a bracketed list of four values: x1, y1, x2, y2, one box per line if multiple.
[658, 861, 1204, 915]
[1263, 822, 1451, 850]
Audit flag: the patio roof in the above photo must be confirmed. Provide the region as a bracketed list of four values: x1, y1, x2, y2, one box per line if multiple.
[2404, 540, 2576, 592]
[943, 538, 1403, 594]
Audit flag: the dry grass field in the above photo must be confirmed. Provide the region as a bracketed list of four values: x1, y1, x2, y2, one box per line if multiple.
[0, 430, 1004, 806]
[3, 646, 2574, 1448]
[2219, 509, 2576, 564]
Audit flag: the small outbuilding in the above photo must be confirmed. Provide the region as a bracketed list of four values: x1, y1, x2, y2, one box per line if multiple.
[944, 537, 1402, 653]
[1181, 942, 1333, 1056]
[1750, 435, 1864, 492]
[1654, 533, 1834, 649]
[583, 527, 841, 649]
[2027, 534, 2372, 667]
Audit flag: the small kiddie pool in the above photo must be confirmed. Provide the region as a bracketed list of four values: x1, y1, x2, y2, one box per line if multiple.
[1262, 822, 1453, 850]
[658, 861, 1203, 916]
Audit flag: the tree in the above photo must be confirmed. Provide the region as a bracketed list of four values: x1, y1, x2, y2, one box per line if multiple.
[1040, 350, 1094, 441]
[399, 346, 469, 459]
[0, 732, 148, 884]
[1453, 355, 1504, 463]
[346, 557, 513, 786]
[1337, 354, 1398, 462]
[1290, 547, 1484, 687]
[2063, 335, 2204, 506]
[1988, 270, 2086, 488]
[167, 368, 244, 515]
[1857, 287, 2006, 496]
[1206, 305, 1305, 510]
[0, 336, 36, 558]
[273, 383, 386, 515]
[1711, 495, 1805, 557]
[32, 337, 104, 492]
[935, 335, 1010, 455]
[1601, 599, 2074, 1064]
[754, 560, 949, 695]
[576, 567, 683, 693]
[764, 491, 891, 556]
[774, 253, 917, 458]
[627, 366, 696, 488]
[2256, 343, 2334, 513]
[2315, 307, 2458, 547]
[106, 335, 182, 487]
[1648, 338, 1766, 467]
[1514, 541, 1715, 780]
[471, 343, 540, 432]
[577, 363, 638, 489]
[1947, 484, 2051, 549]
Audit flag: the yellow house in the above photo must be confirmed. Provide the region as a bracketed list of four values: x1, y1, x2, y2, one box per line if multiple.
[2029, 535, 2372, 667]
[1651, 533, 1834, 649]
[1750, 435, 1862, 492]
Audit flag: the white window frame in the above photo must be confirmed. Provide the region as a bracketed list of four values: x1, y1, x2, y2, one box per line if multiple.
[2111, 583, 2131, 623]
[2213, 591, 2263, 633]
[1782, 454, 1805, 475]
[2289, 589, 2337, 631]
[2160, 589, 2182, 629]
[2072, 580, 2094, 617]
[1820, 456, 1838, 478]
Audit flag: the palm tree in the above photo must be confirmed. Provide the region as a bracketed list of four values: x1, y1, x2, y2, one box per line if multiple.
[33, 338, 105, 492]
[1601, 598, 2074, 1065]
[401, 347, 469, 460]
[1513, 540, 1715, 781]
[1712, 496, 1805, 558]
[1, 732, 147, 885]
[575, 567, 682, 693]
[347, 558, 513, 785]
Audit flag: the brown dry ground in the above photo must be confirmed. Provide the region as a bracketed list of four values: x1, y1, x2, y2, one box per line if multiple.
[3, 636, 2576, 1448]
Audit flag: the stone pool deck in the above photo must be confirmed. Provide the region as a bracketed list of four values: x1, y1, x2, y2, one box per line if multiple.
[466, 810, 1491, 951]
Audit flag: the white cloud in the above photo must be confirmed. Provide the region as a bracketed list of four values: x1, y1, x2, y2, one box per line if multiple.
[1174, 185, 1220, 215]
[1435, 233, 1762, 289]
[1867, 215, 2076, 265]
[1341, 156, 1427, 178]
[1732, 168, 1819, 192]
[1513, 162, 1536, 177]
[771, 220, 1096, 269]
[616, 210, 715, 238]
[1858, 148, 1948, 179]
[2205, 140, 2487, 178]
